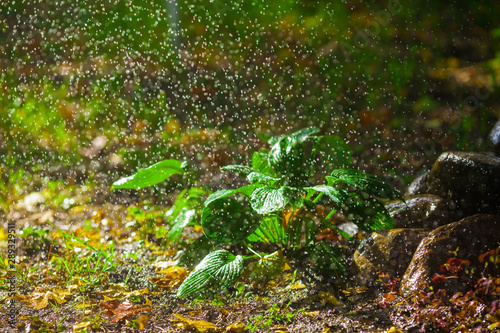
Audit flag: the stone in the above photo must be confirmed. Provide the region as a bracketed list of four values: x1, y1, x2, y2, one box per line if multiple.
[385, 194, 459, 229]
[352, 228, 430, 286]
[400, 214, 500, 297]
[405, 171, 429, 197]
[490, 119, 500, 156]
[409, 151, 500, 215]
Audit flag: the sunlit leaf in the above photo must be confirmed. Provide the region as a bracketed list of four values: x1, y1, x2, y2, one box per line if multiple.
[204, 185, 256, 207]
[202, 197, 261, 245]
[166, 208, 197, 242]
[250, 186, 289, 215]
[177, 250, 244, 298]
[304, 185, 348, 207]
[329, 169, 403, 200]
[247, 171, 281, 184]
[111, 159, 185, 190]
[252, 151, 276, 176]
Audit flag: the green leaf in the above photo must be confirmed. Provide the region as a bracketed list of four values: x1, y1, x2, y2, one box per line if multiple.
[279, 186, 304, 209]
[111, 159, 185, 190]
[204, 185, 256, 207]
[268, 127, 319, 178]
[247, 172, 281, 184]
[201, 197, 261, 245]
[166, 208, 197, 242]
[222, 165, 253, 177]
[252, 151, 276, 176]
[344, 193, 394, 231]
[177, 250, 244, 298]
[250, 186, 289, 215]
[329, 169, 403, 200]
[304, 185, 348, 207]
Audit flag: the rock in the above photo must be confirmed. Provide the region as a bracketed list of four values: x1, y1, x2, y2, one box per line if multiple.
[409, 151, 500, 215]
[405, 171, 429, 197]
[385, 194, 458, 229]
[352, 228, 430, 286]
[490, 119, 500, 156]
[400, 214, 500, 297]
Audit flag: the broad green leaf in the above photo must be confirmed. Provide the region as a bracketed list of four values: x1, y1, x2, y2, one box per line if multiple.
[329, 169, 403, 200]
[252, 151, 276, 176]
[315, 135, 352, 168]
[269, 127, 320, 145]
[344, 193, 394, 231]
[250, 187, 289, 215]
[177, 250, 244, 298]
[201, 197, 260, 245]
[111, 159, 185, 190]
[279, 186, 304, 209]
[204, 185, 256, 207]
[247, 216, 285, 244]
[247, 172, 281, 184]
[222, 165, 253, 177]
[166, 208, 197, 242]
[268, 127, 319, 177]
[304, 185, 348, 207]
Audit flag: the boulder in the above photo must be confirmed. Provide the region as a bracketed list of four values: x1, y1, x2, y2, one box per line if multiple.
[490, 119, 500, 156]
[352, 228, 430, 286]
[405, 171, 430, 197]
[408, 151, 500, 215]
[385, 194, 458, 229]
[400, 214, 500, 297]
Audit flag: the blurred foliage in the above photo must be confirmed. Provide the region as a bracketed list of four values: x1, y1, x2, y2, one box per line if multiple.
[0, 0, 499, 187]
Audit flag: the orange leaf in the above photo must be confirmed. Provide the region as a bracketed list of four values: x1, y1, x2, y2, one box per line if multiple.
[99, 299, 151, 323]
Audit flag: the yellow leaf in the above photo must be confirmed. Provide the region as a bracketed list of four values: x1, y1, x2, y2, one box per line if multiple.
[320, 328, 331, 333]
[136, 314, 149, 330]
[172, 314, 220, 332]
[286, 282, 306, 290]
[225, 321, 248, 332]
[73, 321, 93, 332]
[99, 283, 131, 300]
[386, 327, 403, 333]
[151, 266, 188, 288]
[25, 287, 72, 309]
[318, 292, 339, 306]
[303, 311, 319, 318]
[145, 297, 152, 306]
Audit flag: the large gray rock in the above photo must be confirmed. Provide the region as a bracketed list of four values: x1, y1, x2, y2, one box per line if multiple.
[400, 214, 500, 297]
[352, 228, 430, 286]
[408, 151, 500, 215]
[385, 194, 458, 229]
[490, 119, 500, 156]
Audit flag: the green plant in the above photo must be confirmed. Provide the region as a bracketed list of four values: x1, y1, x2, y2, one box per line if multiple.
[247, 301, 306, 332]
[112, 127, 402, 298]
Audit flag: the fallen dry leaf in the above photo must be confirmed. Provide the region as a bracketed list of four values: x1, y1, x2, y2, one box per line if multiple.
[151, 266, 188, 288]
[73, 321, 93, 332]
[22, 286, 72, 309]
[99, 299, 151, 323]
[136, 314, 149, 330]
[171, 313, 220, 332]
[225, 321, 248, 332]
